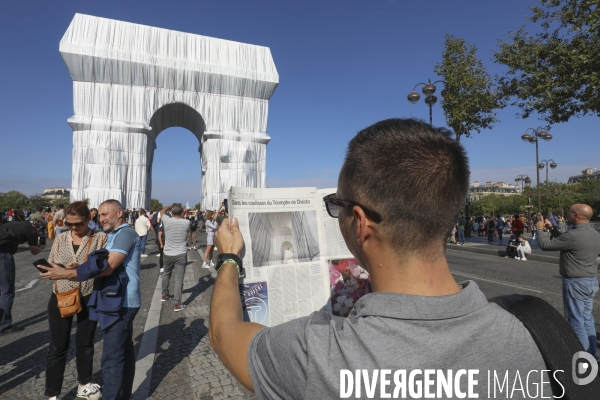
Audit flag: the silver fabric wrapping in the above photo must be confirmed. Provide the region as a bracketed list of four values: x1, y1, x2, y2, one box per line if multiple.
[61, 14, 278, 210]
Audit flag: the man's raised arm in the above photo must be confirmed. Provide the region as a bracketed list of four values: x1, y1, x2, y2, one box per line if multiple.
[208, 218, 265, 391]
[160, 204, 173, 217]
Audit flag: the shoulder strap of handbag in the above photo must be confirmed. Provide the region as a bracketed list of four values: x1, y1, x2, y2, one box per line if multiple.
[54, 232, 95, 293]
[490, 294, 600, 399]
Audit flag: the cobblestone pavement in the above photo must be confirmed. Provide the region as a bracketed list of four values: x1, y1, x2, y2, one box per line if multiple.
[146, 240, 256, 400]
[0, 231, 255, 399]
[0, 234, 159, 399]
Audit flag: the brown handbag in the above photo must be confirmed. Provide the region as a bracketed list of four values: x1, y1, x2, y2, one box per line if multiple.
[55, 232, 94, 318]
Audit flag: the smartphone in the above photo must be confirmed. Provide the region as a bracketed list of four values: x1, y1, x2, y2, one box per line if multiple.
[33, 259, 64, 273]
[33, 258, 52, 273]
[223, 199, 228, 213]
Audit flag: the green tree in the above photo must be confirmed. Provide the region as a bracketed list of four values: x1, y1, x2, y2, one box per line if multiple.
[150, 198, 164, 211]
[193, 202, 202, 211]
[494, 0, 600, 123]
[434, 35, 504, 142]
[28, 194, 53, 210]
[0, 190, 31, 210]
[575, 179, 600, 219]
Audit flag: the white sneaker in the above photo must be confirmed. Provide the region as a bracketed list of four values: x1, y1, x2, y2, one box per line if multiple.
[521, 257, 527, 261]
[160, 267, 164, 273]
[77, 382, 102, 399]
[514, 256, 519, 259]
[504, 256, 509, 258]
[49, 397, 60, 400]
[141, 254, 148, 258]
[202, 262, 210, 269]
[210, 261, 215, 267]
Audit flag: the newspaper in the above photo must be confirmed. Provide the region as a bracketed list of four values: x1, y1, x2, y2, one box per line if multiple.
[228, 186, 371, 327]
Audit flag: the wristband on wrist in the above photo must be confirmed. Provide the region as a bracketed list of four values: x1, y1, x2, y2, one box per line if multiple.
[215, 253, 245, 279]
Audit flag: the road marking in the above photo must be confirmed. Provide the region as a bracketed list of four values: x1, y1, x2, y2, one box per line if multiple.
[15, 279, 38, 292]
[452, 271, 543, 293]
[131, 273, 162, 399]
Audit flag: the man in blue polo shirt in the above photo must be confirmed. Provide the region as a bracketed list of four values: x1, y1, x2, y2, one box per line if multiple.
[98, 199, 141, 400]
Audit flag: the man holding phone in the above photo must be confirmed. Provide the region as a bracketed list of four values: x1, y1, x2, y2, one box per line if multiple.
[0, 221, 43, 334]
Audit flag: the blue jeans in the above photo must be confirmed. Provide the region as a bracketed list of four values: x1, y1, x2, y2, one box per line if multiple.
[457, 229, 465, 243]
[101, 307, 139, 400]
[0, 252, 16, 331]
[562, 277, 599, 357]
[140, 235, 147, 254]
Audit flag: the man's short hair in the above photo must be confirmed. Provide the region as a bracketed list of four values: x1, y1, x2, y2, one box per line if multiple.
[171, 204, 184, 216]
[339, 118, 469, 256]
[100, 199, 125, 212]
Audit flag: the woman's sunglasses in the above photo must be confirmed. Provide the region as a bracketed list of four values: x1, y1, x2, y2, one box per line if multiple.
[65, 222, 86, 228]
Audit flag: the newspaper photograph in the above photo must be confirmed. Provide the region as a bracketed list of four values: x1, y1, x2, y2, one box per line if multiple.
[239, 281, 270, 326]
[328, 259, 371, 317]
[248, 211, 320, 267]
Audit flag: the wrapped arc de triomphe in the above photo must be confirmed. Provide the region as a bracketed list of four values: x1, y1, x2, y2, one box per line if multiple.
[60, 14, 278, 211]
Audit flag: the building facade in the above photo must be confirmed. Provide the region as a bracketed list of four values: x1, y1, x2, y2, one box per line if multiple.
[567, 168, 600, 184]
[468, 181, 520, 201]
[41, 188, 71, 200]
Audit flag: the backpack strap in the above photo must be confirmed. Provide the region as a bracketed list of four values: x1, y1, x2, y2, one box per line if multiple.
[490, 294, 600, 399]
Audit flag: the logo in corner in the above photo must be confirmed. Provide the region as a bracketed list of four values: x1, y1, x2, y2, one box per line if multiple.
[572, 351, 598, 385]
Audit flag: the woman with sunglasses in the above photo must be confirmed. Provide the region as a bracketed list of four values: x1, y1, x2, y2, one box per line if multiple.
[45, 200, 107, 400]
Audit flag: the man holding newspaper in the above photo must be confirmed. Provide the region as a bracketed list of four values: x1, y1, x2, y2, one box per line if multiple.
[209, 118, 546, 398]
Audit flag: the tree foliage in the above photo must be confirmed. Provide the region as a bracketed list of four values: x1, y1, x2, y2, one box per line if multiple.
[150, 198, 164, 211]
[494, 0, 600, 123]
[0, 191, 31, 211]
[193, 202, 202, 211]
[434, 35, 504, 142]
[0, 191, 63, 211]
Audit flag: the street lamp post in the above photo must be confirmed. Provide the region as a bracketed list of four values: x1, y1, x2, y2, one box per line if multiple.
[539, 159, 557, 184]
[520, 127, 553, 214]
[515, 175, 532, 218]
[407, 79, 446, 126]
[465, 193, 472, 238]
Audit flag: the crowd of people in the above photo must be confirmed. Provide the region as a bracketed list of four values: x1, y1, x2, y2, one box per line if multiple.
[0, 199, 227, 400]
[448, 212, 573, 261]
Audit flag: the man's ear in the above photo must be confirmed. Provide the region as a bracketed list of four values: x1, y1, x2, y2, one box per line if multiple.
[352, 206, 369, 245]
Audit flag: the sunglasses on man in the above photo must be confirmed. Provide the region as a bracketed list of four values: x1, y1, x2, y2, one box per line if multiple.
[322, 193, 383, 223]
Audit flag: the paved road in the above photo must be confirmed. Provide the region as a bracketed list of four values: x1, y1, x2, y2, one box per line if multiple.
[1, 236, 598, 399]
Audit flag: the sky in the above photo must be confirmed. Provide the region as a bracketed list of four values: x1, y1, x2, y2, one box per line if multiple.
[0, 0, 597, 206]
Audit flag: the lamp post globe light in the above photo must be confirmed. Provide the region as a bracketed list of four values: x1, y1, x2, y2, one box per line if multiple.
[520, 127, 553, 215]
[407, 79, 445, 126]
[539, 159, 558, 184]
[514, 174, 531, 193]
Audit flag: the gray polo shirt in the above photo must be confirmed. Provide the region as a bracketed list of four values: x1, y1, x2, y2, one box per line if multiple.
[162, 215, 190, 256]
[538, 223, 600, 277]
[248, 281, 547, 399]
